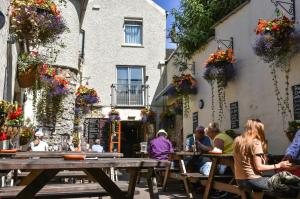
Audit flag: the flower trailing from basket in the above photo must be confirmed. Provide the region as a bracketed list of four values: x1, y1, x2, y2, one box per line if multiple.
[108, 108, 120, 122]
[253, 15, 296, 119]
[6, 103, 23, 127]
[10, 0, 68, 46]
[171, 74, 197, 117]
[140, 108, 156, 124]
[203, 48, 236, 122]
[17, 51, 43, 88]
[39, 64, 69, 96]
[75, 85, 99, 113]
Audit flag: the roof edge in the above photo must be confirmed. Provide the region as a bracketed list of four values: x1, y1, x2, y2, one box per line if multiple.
[144, 0, 166, 14]
[212, 0, 251, 29]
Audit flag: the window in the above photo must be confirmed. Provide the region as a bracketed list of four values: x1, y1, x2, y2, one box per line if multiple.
[124, 19, 142, 45]
[116, 66, 144, 106]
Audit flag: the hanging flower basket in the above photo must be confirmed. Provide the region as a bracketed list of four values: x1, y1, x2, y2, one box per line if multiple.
[253, 15, 296, 118]
[253, 16, 296, 65]
[108, 108, 120, 122]
[10, 0, 68, 45]
[171, 74, 197, 96]
[140, 108, 156, 124]
[203, 48, 236, 122]
[17, 51, 42, 88]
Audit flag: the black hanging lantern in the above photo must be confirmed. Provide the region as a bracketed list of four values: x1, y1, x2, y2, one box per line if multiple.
[0, 11, 5, 30]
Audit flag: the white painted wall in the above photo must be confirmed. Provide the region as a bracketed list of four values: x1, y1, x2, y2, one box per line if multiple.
[82, 0, 166, 119]
[181, 0, 300, 154]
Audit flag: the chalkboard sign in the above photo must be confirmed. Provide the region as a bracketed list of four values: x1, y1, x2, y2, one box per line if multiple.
[84, 118, 109, 150]
[292, 85, 300, 120]
[230, 102, 239, 129]
[192, 112, 198, 133]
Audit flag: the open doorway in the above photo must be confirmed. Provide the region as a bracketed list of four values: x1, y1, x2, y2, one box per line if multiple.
[121, 121, 142, 157]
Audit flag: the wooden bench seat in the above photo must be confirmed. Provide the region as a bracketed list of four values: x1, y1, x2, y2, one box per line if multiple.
[0, 182, 135, 198]
[181, 172, 233, 183]
[17, 171, 88, 178]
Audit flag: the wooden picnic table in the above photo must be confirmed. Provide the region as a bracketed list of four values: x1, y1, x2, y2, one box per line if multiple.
[14, 151, 123, 158]
[0, 158, 170, 199]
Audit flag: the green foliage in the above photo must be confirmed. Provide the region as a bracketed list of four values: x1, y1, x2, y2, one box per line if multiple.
[171, 0, 246, 59]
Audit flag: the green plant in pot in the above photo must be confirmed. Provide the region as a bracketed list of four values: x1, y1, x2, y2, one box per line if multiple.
[17, 51, 43, 88]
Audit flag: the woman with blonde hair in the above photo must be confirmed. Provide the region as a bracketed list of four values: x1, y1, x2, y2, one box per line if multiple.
[234, 119, 291, 191]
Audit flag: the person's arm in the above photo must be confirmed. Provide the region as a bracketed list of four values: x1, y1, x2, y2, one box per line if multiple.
[214, 138, 224, 151]
[284, 130, 300, 160]
[168, 140, 174, 153]
[197, 141, 213, 152]
[253, 155, 291, 171]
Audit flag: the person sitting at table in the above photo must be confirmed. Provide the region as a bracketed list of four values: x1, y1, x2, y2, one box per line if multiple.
[92, 139, 104, 153]
[234, 119, 292, 192]
[185, 126, 212, 171]
[283, 128, 300, 163]
[148, 129, 174, 160]
[29, 129, 49, 151]
[199, 122, 233, 177]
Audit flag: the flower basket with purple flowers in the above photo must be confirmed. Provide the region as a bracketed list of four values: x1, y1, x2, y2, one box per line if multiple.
[253, 14, 296, 119]
[10, 0, 68, 46]
[75, 85, 99, 114]
[108, 109, 120, 122]
[140, 108, 156, 124]
[203, 48, 236, 122]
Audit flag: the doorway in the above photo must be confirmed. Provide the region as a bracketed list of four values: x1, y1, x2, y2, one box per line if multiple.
[121, 121, 142, 157]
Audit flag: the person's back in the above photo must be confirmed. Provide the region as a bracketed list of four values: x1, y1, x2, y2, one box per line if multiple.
[92, 144, 103, 152]
[214, 132, 233, 154]
[149, 129, 173, 160]
[30, 140, 48, 151]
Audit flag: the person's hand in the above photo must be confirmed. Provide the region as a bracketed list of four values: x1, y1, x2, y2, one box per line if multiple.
[282, 155, 293, 162]
[277, 160, 292, 169]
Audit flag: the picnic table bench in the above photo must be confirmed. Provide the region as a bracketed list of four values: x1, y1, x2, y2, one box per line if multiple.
[0, 158, 170, 199]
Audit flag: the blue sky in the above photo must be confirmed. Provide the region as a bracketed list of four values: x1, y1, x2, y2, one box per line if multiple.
[153, 0, 180, 49]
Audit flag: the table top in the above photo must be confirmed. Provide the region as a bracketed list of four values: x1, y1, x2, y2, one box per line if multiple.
[0, 158, 170, 170]
[14, 152, 123, 158]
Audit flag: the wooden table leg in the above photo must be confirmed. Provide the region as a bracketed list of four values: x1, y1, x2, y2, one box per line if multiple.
[85, 168, 127, 199]
[147, 168, 159, 199]
[127, 168, 139, 199]
[19, 169, 44, 185]
[162, 165, 170, 191]
[16, 169, 60, 199]
[202, 158, 218, 199]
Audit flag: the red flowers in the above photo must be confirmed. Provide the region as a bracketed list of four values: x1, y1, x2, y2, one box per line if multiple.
[255, 16, 294, 35]
[0, 132, 7, 141]
[8, 106, 22, 121]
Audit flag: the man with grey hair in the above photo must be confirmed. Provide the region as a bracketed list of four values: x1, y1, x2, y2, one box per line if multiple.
[91, 139, 103, 153]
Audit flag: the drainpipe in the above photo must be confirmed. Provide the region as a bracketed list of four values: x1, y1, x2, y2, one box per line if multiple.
[79, 29, 85, 83]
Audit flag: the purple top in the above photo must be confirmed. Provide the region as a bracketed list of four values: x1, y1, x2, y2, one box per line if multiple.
[286, 129, 300, 160]
[149, 136, 174, 160]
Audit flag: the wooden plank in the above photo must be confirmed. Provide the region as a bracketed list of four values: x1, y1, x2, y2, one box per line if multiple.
[0, 183, 132, 198]
[202, 157, 218, 199]
[84, 168, 127, 199]
[146, 168, 159, 199]
[15, 152, 123, 158]
[127, 169, 139, 199]
[0, 158, 170, 170]
[19, 170, 43, 186]
[16, 169, 60, 199]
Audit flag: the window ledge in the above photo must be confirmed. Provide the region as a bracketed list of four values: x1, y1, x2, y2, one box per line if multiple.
[121, 44, 144, 48]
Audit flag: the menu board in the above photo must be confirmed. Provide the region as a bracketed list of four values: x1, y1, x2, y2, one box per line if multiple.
[292, 85, 300, 120]
[85, 118, 109, 150]
[230, 102, 239, 129]
[192, 112, 198, 133]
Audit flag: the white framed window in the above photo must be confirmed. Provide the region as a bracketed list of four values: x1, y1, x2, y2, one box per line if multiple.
[123, 19, 143, 46]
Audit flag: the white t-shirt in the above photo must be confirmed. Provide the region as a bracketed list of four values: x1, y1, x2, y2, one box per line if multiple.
[30, 140, 49, 151]
[92, 144, 103, 153]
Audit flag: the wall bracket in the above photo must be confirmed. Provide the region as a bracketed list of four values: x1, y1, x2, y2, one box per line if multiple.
[271, 0, 295, 20]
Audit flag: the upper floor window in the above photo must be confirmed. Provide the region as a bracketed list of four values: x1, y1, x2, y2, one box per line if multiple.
[124, 19, 143, 45]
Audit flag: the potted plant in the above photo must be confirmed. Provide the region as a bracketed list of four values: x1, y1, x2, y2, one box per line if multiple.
[140, 108, 156, 124]
[253, 15, 296, 118]
[75, 85, 99, 114]
[10, 0, 68, 46]
[6, 103, 23, 127]
[17, 51, 42, 88]
[203, 48, 235, 122]
[285, 120, 300, 142]
[19, 118, 35, 146]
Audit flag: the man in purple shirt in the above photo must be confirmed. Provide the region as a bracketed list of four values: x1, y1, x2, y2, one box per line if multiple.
[284, 129, 300, 162]
[149, 129, 174, 160]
